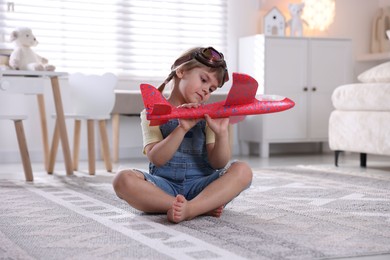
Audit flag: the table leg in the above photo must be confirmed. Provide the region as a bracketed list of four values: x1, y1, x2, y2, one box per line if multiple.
[50, 76, 73, 176]
[36, 94, 49, 171]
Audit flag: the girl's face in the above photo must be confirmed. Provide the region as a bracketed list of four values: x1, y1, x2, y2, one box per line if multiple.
[174, 67, 219, 105]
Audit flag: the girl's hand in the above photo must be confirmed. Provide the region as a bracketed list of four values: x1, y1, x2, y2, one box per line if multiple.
[177, 103, 200, 131]
[204, 114, 229, 136]
[178, 103, 200, 109]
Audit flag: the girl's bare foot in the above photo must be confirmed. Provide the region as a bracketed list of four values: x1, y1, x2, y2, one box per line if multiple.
[205, 206, 224, 218]
[167, 194, 190, 223]
[167, 195, 225, 223]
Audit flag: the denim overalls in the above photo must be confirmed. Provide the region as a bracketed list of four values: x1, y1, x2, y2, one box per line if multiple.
[140, 119, 229, 200]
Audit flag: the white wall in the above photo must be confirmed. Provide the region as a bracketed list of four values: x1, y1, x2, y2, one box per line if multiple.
[0, 0, 388, 164]
[228, 0, 389, 77]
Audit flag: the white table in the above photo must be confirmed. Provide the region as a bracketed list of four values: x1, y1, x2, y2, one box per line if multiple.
[0, 70, 73, 176]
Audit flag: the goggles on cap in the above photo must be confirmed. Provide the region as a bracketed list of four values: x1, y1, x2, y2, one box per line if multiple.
[172, 47, 229, 88]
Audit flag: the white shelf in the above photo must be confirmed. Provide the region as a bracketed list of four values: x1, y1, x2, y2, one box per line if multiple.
[358, 52, 390, 62]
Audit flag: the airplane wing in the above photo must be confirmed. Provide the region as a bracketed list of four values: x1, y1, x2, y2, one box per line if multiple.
[224, 72, 258, 106]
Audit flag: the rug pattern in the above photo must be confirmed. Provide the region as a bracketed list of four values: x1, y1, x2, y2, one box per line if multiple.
[1, 165, 390, 259]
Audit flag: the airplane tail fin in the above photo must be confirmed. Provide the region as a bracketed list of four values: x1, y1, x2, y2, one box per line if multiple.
[224, 73, 258, 106]
[140, 84, 172, 126]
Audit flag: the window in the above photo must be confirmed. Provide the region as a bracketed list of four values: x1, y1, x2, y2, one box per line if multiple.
[0, 0, 228, 79]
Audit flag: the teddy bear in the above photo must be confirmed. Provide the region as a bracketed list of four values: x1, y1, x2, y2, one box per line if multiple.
[9, 27, 55, 71]
[286, 3, 308, 37]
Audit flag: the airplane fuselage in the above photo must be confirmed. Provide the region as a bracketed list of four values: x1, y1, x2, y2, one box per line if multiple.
[146, 97, 294, 122]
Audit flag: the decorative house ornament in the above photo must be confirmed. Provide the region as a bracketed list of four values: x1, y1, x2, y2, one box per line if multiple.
[264, 7, 286, 36]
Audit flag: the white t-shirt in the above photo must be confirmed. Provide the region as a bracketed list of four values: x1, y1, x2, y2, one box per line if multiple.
[140, 109, 215, 153]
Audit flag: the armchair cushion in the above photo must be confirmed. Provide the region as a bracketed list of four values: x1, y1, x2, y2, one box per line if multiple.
[358, 61, 390, 83]
[332, 83, 390, 111]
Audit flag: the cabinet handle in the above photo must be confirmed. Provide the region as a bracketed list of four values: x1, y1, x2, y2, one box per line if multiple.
[312, 87, 317, 92]
[303, 87, 308, 91]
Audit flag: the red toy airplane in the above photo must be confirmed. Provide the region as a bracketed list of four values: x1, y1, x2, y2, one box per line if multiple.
[141, 72, 295, 126]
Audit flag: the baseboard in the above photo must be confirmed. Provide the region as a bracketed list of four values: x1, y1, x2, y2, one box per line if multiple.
[0, 143, 242, 164]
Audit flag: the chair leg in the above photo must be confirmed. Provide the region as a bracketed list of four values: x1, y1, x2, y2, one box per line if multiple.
[112, 113, 120, 163]
[360, 153, 367, 167]
[335, 150, 342, 167]
[87, 119, 95, 175]
[99, 119, 112, 172]
[48, 121, 60, 174]
[73, 120, 81, 171]
[13, 120, 33, 181]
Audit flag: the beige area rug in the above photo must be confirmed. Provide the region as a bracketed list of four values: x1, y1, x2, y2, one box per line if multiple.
[0, 165, 390, 260]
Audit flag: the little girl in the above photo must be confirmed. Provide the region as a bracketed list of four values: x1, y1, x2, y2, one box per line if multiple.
[113, 46, 253, 223]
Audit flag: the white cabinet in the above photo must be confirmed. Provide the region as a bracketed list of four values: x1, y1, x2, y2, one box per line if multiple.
[238, 35, 352, 157]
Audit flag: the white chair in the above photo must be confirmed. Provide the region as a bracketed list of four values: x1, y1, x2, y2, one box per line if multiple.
[0, 76, 49, 181]
[49, 73, 117, 175]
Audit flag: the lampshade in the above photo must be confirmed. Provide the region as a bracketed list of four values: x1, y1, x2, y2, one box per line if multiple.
[301, 0, 335, 31]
